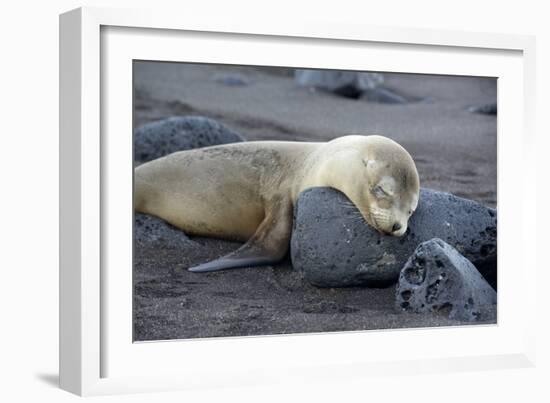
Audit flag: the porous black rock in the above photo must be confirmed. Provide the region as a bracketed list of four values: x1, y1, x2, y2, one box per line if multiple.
[135, 213, 195, 249]
[290, 187, 497, 288]
[395, 238, 497, 321]
[134, 116, 245, 162]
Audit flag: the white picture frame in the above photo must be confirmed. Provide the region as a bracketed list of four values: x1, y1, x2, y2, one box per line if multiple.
[59, 6, 537, 396]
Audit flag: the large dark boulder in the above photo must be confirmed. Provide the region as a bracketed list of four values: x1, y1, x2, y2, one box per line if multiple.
[134, 116, 245, 162]
[395, 238, 497, 321]
[290, 187, 497, 288]
[135, 213, 196, 249]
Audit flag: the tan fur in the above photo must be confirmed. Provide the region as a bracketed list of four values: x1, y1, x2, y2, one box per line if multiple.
[135, 135, 420, 271]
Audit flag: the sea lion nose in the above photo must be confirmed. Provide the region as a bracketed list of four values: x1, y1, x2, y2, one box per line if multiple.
[392, 223, 402, 233]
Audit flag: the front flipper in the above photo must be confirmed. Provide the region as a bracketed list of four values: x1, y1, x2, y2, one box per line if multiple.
[189, 197, 292, 273]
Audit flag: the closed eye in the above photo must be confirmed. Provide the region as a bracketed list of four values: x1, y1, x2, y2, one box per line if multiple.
[372, 185, 389, 199]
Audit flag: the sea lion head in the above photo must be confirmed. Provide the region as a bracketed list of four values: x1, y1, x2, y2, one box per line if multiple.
[325, 135, 420, 236]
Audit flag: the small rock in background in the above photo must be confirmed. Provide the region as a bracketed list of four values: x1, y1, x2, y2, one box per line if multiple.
[294, 69, 425, 104]
[134, 116, 245, 162]
[468, 103, 497, 115]
[213, 72, 251, 86]
[135, 213, 196, 249]
[395, 238, 496, 321]
[295, 69, 384, 99]
[291, 187, 497, 288]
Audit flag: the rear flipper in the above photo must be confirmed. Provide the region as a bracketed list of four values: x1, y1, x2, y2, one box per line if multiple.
[188, 243, 283, 272]
[188, 197, 292, 273]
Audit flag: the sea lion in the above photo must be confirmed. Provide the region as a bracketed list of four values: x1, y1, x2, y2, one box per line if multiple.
[134, 135, 420, 272]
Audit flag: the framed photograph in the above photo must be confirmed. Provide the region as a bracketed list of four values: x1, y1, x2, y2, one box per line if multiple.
[59, 6, 537, 396]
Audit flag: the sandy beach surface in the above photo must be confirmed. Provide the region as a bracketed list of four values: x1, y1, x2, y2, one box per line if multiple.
[133, 62, 497, 341]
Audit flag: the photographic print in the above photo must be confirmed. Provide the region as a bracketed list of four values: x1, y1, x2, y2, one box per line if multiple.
[132, 61, 497, 342]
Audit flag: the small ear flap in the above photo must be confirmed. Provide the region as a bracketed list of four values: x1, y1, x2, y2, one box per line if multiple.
[362, 158, 377, 169]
